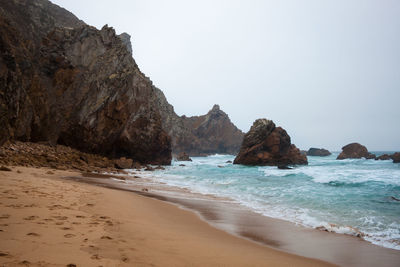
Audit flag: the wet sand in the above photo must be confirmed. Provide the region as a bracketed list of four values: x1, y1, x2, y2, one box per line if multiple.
[66, 173, 400, 267]
[0, 167, 334, 266]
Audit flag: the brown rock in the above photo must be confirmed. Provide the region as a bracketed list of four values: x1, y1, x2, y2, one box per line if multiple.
[154, 166, 165, 170]
[0, 166, 11, 171]
[375, 154, 392, 160]
[114, 157, 133, 169]
[176, 152, 192, 161]
[155, 97, 244, 156]
[392, 152, 400, 163]
[144, 166, 154, 171]
[337, 143, 376, 160]
[307, 148, 331, 157]
[233, 119, 307, 166]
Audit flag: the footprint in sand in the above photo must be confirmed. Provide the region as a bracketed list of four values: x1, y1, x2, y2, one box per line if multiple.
[100, 236, 113, 240]
[0, 214, 10, 219]
[0, 252, 9, 257]
[60, 227, 72, 230]
[52, 216, 68, 220]
[64, 234, 75, 238]
[23, 215, 39, 220]
[75, 215, 85, 218]
[90, 254, 100, 260]
[27, 232, 40, 237]
[24, 204, 37, 208]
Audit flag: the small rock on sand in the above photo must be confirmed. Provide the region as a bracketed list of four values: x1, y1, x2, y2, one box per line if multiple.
[0, 166, 12, 171]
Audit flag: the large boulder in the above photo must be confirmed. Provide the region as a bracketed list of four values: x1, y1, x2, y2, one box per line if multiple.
[114, 157, 133, 169]
[307, 148, 331, 157]
[375, 154, 392, 161]
[337, 143, 375, 160]
[233, 119, 307, 166]
[392, 152, 400, 163]
[176, 152, 192, 162]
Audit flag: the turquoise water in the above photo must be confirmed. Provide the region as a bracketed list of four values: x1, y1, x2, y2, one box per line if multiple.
[151, 153, 400, 250]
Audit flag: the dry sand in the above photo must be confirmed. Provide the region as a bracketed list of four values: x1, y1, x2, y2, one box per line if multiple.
[0, 167, 335, 267]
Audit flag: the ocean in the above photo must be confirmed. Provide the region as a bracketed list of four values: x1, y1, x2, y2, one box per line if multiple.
[143, 153, 400, 250]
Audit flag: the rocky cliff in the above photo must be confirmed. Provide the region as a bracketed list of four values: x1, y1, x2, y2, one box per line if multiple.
[155, 90, 244, 156]
[0, 0, 171, 164]
[233, 119, 307, 166]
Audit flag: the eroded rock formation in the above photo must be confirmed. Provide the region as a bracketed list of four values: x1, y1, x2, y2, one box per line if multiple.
[375, 154, 392, 161]
[176, 152, 192, 161]
[392, 152, 400, 163]
[233, 119, 307, 166]
[0, 0, 171, 164]
[336, 143, 375, 160]
[307, 148, 331, 157]
[155, 90, 244, 156]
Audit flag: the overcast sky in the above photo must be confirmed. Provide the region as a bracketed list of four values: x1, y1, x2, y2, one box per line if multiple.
[52, 0, 400, 151]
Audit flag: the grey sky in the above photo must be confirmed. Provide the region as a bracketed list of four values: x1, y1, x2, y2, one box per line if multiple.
[52, 0, 400, 151]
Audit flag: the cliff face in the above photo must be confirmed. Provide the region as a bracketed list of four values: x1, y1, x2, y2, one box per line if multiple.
[155, 89, 244, 156]
[0, 0, 171, 164]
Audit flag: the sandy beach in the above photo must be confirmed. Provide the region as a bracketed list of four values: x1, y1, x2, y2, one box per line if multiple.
[0, 167, 335, 267]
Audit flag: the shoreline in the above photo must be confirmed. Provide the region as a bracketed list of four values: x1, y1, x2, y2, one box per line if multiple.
[0, 166, 335, 266]
[65, 171, 400, 267]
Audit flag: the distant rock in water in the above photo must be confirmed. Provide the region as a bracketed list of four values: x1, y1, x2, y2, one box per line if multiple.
[176, 152, 192, 162]
[0, 0, 171, 164]
[233, 119, 307, 166]
[337, 143, 376, 160]
[392, 152, 400, 163]
[307, 148, 331, 157]
[375, 154, 392, 161]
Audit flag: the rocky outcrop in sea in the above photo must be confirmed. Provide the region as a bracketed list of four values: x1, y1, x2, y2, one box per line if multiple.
[233, 119, 307, 166]
[307, 148, 331, 157]
[176, 152, 192, 161]
[337, 143, 376, 160]
[391, 152, 400, 163]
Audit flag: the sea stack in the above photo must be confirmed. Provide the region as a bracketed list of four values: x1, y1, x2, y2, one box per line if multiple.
[176, 152, 192, 161]
[337, 143, 376, 160]
[307, 148, 331, 157]
[233, 119, 307, 166]
[392, 152, 400, 163]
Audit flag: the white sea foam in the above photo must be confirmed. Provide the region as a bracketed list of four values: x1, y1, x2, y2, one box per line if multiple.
[141, 154, 400, 250]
